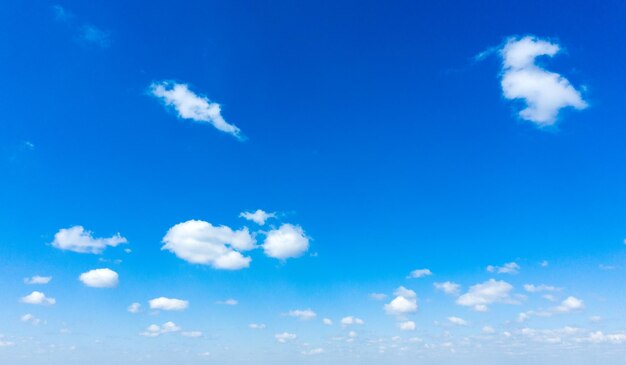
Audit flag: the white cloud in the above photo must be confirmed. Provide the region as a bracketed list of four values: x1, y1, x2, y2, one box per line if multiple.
[149, 297, 189, 311]
[150, 81, 243, 139]
[398, 321, 416, 331]
[20, 291, 56, 305]
[586, 331, 626, 344]
[21, 313, 41, 325]
[181, 331, 203, 338]
[434, 281, 461, 296]
[24, 275, 52, 285]
[262, 224, 309, 260]
[524, 284, 559, 293]
[554, 296, 584, 313]
[79, 268, 119, 288]
[286, 309, 316, 321]
[0, 340, 15, 347]
[239, 210, 276, 225]
[127, 302, 141, 314]
[302, 348, 325, 355]
[340, 316, 364, 326]
[456, 279, 515, 311]
[486, 262, 520, 274]
[448, 316, 469, 326]
[140, 322, 181, 337]
[500, 36, 587, 126]
[275, 332, 297, 343]
[482, 326, 496, 334]
[217, 299, 238, 306]
[385, 286, 418, 316]
[162, 220, 255, 270]
[369, 293, 388, 300]
[249, 323, 266, 329]
[322, 318, 333, 325]
[407, 268, 432, 279]
[51, 226, 126, 254]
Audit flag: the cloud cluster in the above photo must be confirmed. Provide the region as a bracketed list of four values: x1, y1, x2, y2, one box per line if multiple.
[51, 226, 127, 254]
[385, 286, 418, 316]
[140, 322, 181, 337]
[456, 279, 514, 311]
[275, 332, 297, 343]
[286, 309, 317, 321]
[500, 36, 587, 125]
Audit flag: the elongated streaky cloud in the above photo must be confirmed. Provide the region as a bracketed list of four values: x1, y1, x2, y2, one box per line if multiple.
[24, 275, 52, 285]
[499, 36, 587, 126]
[162, 220, 256, 270]
[51, 226, 127, 254]
[407, 268, 432, 279]
[286, 309, 317, 321]
[486, 262, 520, 274]
[150, 81, 243, 140]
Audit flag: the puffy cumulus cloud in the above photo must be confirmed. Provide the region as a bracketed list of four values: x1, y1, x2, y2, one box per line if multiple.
[275, 332, 297, 343]
[79, 268, 119, 288]
[385, 286, 418, 316]
[21, 291, 56, 305]
[523, 284, 559, 293]
[434, 281, 461, 296]
[448, 316, 469, 326]
[21, 313, 41, 325]
[249, 323, 266, 329]
[24, 275, 52, 285]
[149, 297, 189, 311]
[486, 262, 520, 274]
[398, 321, 416, 331]
[554, 296, 584, 313]
[407, 268, 432, 279]
[340, 316, 364, 326]
[127, 302, 141, 314]
[456, 279, 515, 311]
[286, 309, 316, 321]
[586, 331, 626, 344]
[216, 298, 238, 306]
[162, 220, 255, 270]
[322, 318, 333, 325]
[51, 226, 127, 254]
[239, 209, 276, 225]
[150, 81, 243, 140]
[140, 322, 181, 337]
[500, 36, 587, 126]
[262, 224, 309, 260]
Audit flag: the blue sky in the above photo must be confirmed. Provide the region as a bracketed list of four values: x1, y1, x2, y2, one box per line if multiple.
[1, 0, 626, 364]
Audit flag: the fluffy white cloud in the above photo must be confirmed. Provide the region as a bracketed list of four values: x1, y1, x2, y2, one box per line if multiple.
[24, 275, 52, 285]
[398, 321, 416, 331]
[500, 36, 587, 126]
[162, 220, 255, 270]
[322, 318, 333, 325]
[79, 268, 119, 288]
[239, 209, 276, 225]
[51, 226, 126, 254]
[217, 298, 238, 306]
[249, 323, 266, 329]
[150, 81, 243, 139]
[140, 321, 181, 337]
[554, 296, 584, 313]
[385, 286, 418, 316]
[262, 224, 309, 260]
[20, 291, 56, 305]
[448, 316, 469, 326]
[434, 281, 461, 296]
[524, 284, 559, 293]
[286, 309, 316, 321]
[149, 297, 189, 311]
[21, 313, 41, 325]
[275, 332, 297, 343]
[407, 268, 432, 279]
[340, 316, 364, 326]
[456, 279, 514, 311]
[486, 262, 520, 274]
[586, 331, 626, 344]
[127, 302, 141, 314]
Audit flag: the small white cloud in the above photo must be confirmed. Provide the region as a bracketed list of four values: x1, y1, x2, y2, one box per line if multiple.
[456, 279, 515, 311]
[554, 296, 584, 313]
[407, 268, 432, 279]
[262, 224, 309, 260]
[181, 331, 203, 338]
[79, 268, 119, 288]
[434, 281, 461, 296]
[340, 316, 364, 326]
[249, 323, 266, 329]
[127, 302, 141, 314]
[217, 299, 238, 306]
[21, 313, 41, 325]
[540, 260, 549, 267]
[369, 293, 388, 300]
[482, 326, 496, 334]
[385, 286, 418, 316]
[24, 275, 52, 285]
[150, 81, 243, 139]
[486, 262, 520, 274]
[140, 321, 181, 337]
[239, 210, 276, 225]
[286, 309, 316, 321]
[149, 297, 189, 311]
[447, 316, 469, 326]
[20, 291, 56, 305]
[51, 226, 127, 254]
[524, 284, 559, 293]
[587, 331, 626, 344]
[322, 318, 333, 325]
[275, 332, 297, 343]
[302, 348, 324, 355]
[398, 321, 416, 331]
[499, 36, 587, 126]
[162, 220, 255, 270]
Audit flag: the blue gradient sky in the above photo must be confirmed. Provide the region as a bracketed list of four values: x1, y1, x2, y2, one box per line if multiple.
[1, 1, 626, 364]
